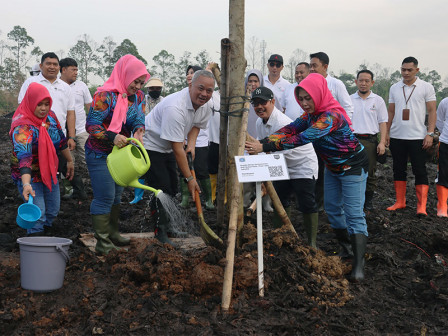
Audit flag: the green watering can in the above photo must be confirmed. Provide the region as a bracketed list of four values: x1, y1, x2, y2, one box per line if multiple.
[106, 138, 163, 197]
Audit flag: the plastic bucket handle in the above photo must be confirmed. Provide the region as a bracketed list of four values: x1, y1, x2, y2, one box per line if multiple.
[55, 244, 70, 264]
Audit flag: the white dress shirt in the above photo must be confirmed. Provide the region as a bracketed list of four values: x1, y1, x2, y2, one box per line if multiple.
[263, 75, 290, 107]
[70, 80, 92, 135]
[282, 82, 304, 121]
[326, 74, 354, 120]
[437, 98, 448, 145]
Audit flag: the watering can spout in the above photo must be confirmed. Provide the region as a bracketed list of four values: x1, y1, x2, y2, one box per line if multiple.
[129, 179, 163, 197]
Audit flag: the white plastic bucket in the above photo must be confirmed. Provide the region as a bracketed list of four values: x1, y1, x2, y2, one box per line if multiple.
[17, 237, 72, 292]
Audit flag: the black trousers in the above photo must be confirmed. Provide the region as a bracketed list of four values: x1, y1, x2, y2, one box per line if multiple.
[438, 142, 448, 187]
[273, 178, 317, 214]
[389, 138, 428, 185]
[193, 146, 209, 180]
[208, 142, 219, 175]
[144, 150, 178, 197]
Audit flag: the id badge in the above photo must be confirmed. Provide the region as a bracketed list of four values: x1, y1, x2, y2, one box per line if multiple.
[402, 108, 410, 121]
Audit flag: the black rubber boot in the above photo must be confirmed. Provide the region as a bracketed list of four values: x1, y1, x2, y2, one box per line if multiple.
[109, 204, 130, 246]
[364, 191, 374, 211]
[71, 174, 87, 200]
[334, 228, 354, 259]
[155, 208, 177, 247]
[92, 214, 119, 255]
[303, 212, 318, 248]
[350, 234, 367, 282]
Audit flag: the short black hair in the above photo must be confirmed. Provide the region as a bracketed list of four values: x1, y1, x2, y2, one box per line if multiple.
[59, 58, 78, 73]
[357, 69, 374, 80]
[296, 61, 310, 69]
[41, 52, 59, 64]
[310, 52, 329, 66]
[402, 56, 418, 66]
[186, 65, 203, 76]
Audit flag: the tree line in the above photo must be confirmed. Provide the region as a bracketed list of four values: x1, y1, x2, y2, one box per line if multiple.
[1, 26, 447, 114]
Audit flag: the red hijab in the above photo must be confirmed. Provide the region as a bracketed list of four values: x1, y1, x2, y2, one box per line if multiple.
[295, 73, 352, 126]
[10, 83, 58, 190]
[96, 54, 150, 133]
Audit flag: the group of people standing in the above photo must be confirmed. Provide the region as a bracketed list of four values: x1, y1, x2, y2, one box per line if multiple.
[9, 49, 447, 283]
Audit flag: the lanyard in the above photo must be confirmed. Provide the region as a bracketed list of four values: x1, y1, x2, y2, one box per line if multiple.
[402, 85, 416, 108]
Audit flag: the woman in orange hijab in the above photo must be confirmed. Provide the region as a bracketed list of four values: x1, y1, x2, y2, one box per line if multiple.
[10, 82, 74, 236]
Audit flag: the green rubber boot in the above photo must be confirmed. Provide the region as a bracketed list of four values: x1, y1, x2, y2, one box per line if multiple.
[303, 212, 318, 248]
[272, 206, 291, 229]
[109, 204, 130, 246]
[92, 214, 119, 255]
[199, 178, 215, 210]
[155, 208, 176, 247]
[180, 179, 190, 208]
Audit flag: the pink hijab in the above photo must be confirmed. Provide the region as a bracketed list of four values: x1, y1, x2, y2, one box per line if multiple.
[295, 73, 352, 126]
[96, 54, 150, 133]
[10, 83, 58, 190]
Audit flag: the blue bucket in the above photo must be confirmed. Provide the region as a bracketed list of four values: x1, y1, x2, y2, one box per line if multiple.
[16, 195, 42, 229]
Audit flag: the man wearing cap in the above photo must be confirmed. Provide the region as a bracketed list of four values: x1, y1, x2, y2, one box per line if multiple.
[145, 78, 164, 115]
[350, 69, 388, 210]
[29, 63, 40, 77]
[142, 70, 215, 244]
[282, 62, 310, 120]
[250, 86, 319, 247]
[263, 54, 290, 107]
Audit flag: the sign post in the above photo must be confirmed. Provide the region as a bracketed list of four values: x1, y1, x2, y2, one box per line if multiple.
[235, 154, 289, 297]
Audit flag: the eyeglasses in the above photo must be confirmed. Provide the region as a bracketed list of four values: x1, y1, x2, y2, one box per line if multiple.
[251, 100, 270, 107]
[269, 62, 282, 68]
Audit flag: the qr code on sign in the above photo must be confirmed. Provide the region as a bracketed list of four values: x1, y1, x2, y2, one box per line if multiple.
[268, 165, 284, 178]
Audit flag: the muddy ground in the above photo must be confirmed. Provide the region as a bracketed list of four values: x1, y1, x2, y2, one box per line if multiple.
[1, 114, 448, 335]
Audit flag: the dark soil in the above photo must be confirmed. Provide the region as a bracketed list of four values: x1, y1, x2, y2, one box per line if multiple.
[1, 115, 448, 335]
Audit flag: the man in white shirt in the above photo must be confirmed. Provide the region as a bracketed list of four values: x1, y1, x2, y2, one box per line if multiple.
[350, 70, 388, 210]
[282, 62, 309, 120]
[436, 98, 448, 217]
[18, 52, 76, 150]
[143, 70, 215, 244]
[309, 51, 354, 212]
[263, 54, 290, 107]
[251, 87, 319, 248]
[59, 57, 93, 200]
[386, 56, 437, 216]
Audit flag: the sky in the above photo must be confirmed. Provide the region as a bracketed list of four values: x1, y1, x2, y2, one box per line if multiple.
[2, 0, 448, 85]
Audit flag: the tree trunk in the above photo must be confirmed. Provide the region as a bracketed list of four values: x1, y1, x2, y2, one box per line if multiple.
[222, 0, 246, 312]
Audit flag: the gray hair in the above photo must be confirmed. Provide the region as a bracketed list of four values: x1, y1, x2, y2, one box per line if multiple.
[191, 70, 215, 85]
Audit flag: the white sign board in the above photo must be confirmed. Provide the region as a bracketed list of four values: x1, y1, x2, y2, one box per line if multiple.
[235, 154, 289, 183]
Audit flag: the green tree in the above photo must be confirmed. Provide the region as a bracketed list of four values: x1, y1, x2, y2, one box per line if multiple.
[335, 72, 357, 95]
[112, 39, 147, 65]
[194, 50, 211, 69]
[151, 50, 176, 94]
[68, 34, 101, 85]
[7, 25, 34, 74]
[97, 36, 116, 79]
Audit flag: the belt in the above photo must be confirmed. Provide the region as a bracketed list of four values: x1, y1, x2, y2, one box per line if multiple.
[355, 133, 378, 140]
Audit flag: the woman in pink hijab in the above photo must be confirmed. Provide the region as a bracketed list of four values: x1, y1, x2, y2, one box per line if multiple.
[10, 83, 74, 236]
[246, 73, 369, 282]
[85, 54, 150, 255]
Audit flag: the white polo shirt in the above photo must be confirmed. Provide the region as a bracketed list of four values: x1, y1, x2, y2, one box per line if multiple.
[256, 107, 318, 180]
[326, 74, 354, 120]
[282, 82, 304, 121]
[436, 98, 448, 145]
[207, 91, 221, 144]
[350, 91, 388, 135]
[389, 77, 436, 140]
[263, 75, 290, 107]
[18, 73, 75, 134]
[143, 87, 212, 153]
[70, 80, 92, 135]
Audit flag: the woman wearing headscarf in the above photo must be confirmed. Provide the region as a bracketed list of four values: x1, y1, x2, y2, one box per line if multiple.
[10, 83, 74, 236]
[85, 54, 150, 255]
[245, 73, 369, 282]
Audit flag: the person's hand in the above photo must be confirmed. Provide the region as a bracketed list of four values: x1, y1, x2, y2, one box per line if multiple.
[422, 135, 433, 150]
[114, 134, 128, 148]
[185, 146, 195, 161]
[377, 142, 386, 156]
[22, 184, 35, 201]
[66, 161, 74, 181]
[68, 138, 76, 151]
[245, 139, 263, 155]
[133, 128, 144, 144]
[385, 134, 390, 147]
[187, 179, 201, 201]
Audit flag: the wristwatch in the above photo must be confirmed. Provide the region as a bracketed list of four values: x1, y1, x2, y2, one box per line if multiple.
[184, 175, 194, 183]
[427, 132, 435, 137]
